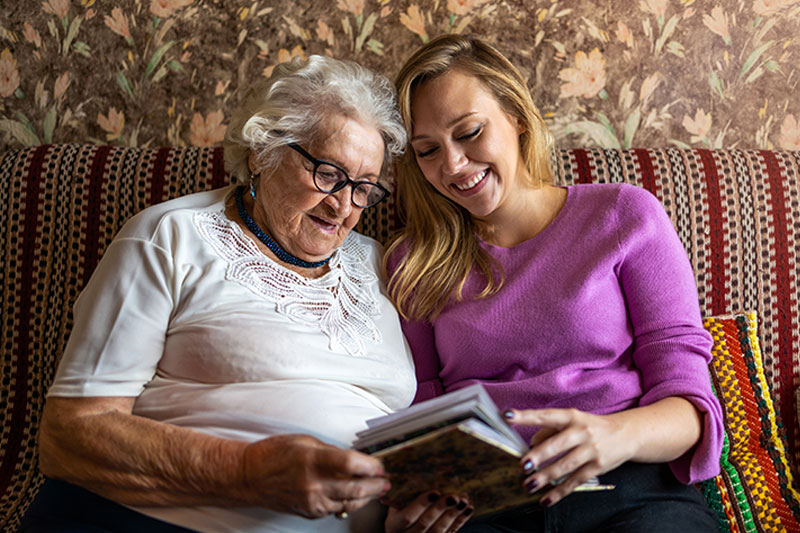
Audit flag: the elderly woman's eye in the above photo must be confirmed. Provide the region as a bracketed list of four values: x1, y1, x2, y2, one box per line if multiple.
[353, 186, 370, 204]
[316, 165, 344, 185]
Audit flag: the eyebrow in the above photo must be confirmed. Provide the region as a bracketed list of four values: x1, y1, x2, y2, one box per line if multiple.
[411, 111, 477, 141]
[322, 155, 379, 180]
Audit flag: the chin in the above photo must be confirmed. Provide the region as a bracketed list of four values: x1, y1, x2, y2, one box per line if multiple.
[304, 243, 340, 259]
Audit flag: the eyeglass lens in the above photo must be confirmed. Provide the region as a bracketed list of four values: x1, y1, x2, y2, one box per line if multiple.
[314, 162, 385, 208]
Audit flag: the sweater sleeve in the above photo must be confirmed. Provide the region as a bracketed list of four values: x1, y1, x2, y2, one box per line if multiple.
[616, 185, 723, 483]
[386, 243, 445, 403]
[400, 319, 444, 403]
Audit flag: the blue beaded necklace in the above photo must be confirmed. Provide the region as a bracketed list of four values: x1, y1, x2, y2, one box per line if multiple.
[234, 185, 332, 268]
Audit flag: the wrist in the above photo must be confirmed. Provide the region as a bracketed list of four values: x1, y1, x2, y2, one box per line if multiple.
[606, 410, 642, 463]
[209, 438, 254, 505]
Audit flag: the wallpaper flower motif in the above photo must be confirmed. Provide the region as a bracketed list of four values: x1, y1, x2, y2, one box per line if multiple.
[0, 49, 19, 98]
[779, 114, 800, 150]
[0, 0, 798, 151]
[559, 49, 607, 99]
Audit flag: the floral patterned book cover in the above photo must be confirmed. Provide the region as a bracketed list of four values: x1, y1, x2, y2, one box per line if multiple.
[372, 418, 614, 517]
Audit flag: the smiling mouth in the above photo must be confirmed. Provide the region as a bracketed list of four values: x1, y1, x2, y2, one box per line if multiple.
[454, 169, 489, 191]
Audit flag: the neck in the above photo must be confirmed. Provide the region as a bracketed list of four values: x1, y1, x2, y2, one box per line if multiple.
[476, 185, 565, 248]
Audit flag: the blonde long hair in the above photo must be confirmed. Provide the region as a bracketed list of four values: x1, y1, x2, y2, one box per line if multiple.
[385, 34, 555, 321]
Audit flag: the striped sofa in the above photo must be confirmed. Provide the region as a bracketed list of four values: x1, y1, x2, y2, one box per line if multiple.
[1, 144, 799, 530]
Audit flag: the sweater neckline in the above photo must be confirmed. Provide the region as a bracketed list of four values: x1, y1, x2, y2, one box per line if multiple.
[477, 185, 573, 252]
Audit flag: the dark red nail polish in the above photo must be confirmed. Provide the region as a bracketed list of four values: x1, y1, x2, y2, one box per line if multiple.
[502, 409, 514, 419]
[428, 492, 441, 503]
[540, 497, 553, 507]
[525, 479, 539, 493]
[523, 459, 535, 473]
[456, 500, 467, 510]
[445, 496, 457, 506]
[465, 507, 474, 516]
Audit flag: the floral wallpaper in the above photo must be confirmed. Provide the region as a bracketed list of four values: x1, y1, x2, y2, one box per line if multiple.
[0, 0, 799, 152]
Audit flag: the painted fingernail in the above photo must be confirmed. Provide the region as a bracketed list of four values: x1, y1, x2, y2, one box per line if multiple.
[445, 496, 457, 507]
[540, 497, 554, 507]
[502, 409, 514, 419]
[428, 492, 441, 503]
[465, 507, 474, 516]
[525, 479, 539, 493]
[523, 459, 535, 473]
[456, 500, 467, 510]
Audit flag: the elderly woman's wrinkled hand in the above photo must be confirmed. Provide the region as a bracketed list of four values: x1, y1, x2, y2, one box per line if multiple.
[385, 491, 473, 533]
[238, 433, 389, 518]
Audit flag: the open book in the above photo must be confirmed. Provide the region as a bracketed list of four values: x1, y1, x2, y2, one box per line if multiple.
[353, 384, 614, 517]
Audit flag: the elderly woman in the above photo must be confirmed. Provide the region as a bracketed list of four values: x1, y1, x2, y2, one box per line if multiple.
[24, 56, 473, 533]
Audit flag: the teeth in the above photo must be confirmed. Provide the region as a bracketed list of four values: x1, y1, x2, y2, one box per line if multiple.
[455, 169, 488, 191]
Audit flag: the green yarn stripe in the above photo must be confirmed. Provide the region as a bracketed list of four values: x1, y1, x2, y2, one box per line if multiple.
[703, 365, 756, 533]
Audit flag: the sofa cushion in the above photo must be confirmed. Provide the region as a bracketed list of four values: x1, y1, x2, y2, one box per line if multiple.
[700, 313, 800, 530]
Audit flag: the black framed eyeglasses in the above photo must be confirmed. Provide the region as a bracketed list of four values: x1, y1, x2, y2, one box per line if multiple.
[288, 143, 389, 208]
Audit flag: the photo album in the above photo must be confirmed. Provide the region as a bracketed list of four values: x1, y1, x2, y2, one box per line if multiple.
[353, 384, 615, 517]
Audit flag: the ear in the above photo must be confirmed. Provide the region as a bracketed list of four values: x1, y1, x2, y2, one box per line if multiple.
[247, 149, 258, 176]
[515, 115, 526, 136]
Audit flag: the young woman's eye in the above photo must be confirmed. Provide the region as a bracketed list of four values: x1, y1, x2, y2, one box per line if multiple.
[416, 146, 438, 158]
[458, 126, 481, 140]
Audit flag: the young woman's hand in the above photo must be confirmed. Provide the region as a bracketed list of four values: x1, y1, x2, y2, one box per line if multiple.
[385, 491, 473, 532]
[505, 408, 631, 507]
[505, 397, 703, 506]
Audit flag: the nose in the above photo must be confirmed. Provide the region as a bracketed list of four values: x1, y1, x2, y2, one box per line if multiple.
[324, 186, 354, 217]
[441, 144, 468, 176]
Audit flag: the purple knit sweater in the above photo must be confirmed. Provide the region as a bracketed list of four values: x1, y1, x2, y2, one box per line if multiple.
[392, 183, 723, 484]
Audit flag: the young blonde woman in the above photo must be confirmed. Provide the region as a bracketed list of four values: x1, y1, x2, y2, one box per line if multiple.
[386, 34, 722, 532]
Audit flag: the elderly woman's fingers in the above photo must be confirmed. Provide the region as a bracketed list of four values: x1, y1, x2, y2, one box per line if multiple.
[332, 494, 374, 519]
[239, 434, 390, 517]
[326, 475, 391, 504]
[315, 442, 386, 478]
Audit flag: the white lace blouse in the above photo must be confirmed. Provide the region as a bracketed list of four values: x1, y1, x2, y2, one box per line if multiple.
[49, 186, 416, 533]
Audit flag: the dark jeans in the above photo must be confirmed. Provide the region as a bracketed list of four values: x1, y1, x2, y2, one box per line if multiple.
[461, 462, 716, 533]
[19, 478, 196, 533]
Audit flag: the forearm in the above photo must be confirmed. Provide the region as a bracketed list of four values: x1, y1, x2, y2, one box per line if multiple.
[609, 396, 702, 463]
[38, 396, 249, 507]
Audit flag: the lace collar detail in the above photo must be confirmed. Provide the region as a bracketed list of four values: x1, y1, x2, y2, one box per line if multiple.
[194, 209, 382, 357]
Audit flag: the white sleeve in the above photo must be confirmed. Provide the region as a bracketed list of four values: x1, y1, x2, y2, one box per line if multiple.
[48, 237, 175, 397]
